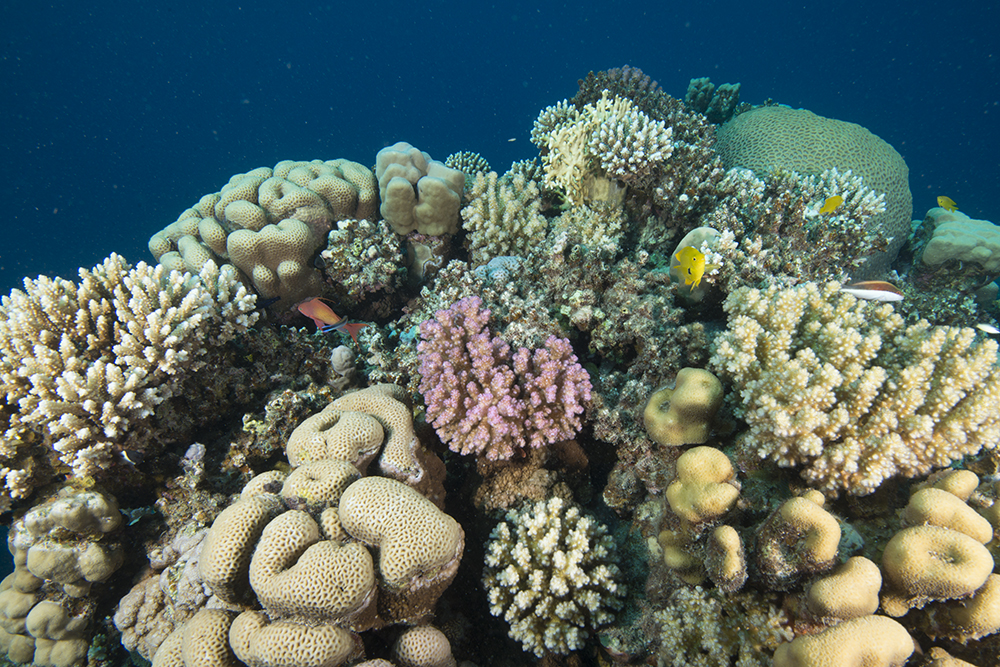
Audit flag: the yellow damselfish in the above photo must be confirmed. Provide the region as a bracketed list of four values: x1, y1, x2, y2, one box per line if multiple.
[674, 246, 719, 290]
[937, 195, 959, 211]
[819, 195, 844, 214]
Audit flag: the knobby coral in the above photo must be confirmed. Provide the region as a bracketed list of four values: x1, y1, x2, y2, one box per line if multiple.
[417, 296, 591, 460]
[0, 256, 258, 507]
[710, 281, 1000, 495]
[483, 497, 624, 657]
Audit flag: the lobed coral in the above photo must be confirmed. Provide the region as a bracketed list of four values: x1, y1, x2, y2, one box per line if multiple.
[375, 142, 465, 236]
[710, 281, 1000, 495]
[0, 255, 258, 507]
[483, 497, 623, 657]
[149, 158, 378, 308]
[417, 296, 591, 461]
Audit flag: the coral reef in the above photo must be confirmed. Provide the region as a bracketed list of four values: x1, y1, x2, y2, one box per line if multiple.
[0, 255, 258, 507]
[715, 105, 911, 275]
[482, 496, 623, 657]
[417, 296, 591, 461]
[710, 281, 1000, 495]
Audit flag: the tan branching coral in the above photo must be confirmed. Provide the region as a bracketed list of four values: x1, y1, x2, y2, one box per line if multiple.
[460, 170, 547, 267]
[536, 93, 674, 205]
[0, 256, 258, 506]
[710, 281, 1000, 495]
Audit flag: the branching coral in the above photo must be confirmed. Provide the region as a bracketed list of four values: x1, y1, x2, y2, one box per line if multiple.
[483, 497, 623, 657]
[536, 93, 674, 205]
[460, 170, 547, 267]
[416, 296, 591, 460]
[703, 167, 888, 289]
[710, 281, 1000, 495]
[0, 255, 258, 506]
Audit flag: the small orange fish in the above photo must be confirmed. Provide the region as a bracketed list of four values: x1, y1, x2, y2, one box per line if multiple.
[819, 195, 844, 214]
[296, 298, 369, 343]
[937, 196, 959, 212]
[840, 281, 903, 302]
[674, 246, 720, 290]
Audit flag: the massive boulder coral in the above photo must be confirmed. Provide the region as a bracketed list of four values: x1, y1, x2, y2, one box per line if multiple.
[375, 142, 465, 236]
[0, 255, 258, 507]
[483, 496, 624, 657]
[417, 296, 592, 461]
[715, 105, 911, 275]
[149, 158, 378, 307]
[0, 488, 125, 667]
[710, 281, 1000, 495]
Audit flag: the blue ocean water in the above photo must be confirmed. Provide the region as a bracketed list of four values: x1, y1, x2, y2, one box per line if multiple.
[2, 1, 997, 293]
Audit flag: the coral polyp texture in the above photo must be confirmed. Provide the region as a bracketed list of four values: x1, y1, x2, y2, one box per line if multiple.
[715, 105, 911, 274]
[417, 296, 592, 460]
[710, 281, 1000, 495]
[148, 158, 378, 307]
[0, 255, 258, 507]
[375, 142, 465, 236]
[482, 496, 624, 657]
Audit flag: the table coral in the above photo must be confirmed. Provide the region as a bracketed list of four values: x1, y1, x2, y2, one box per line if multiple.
[483, 496, 624, 657]
[417, 296, 591, 461]
[710, 281, 1000, 495]
[0, 255, 258, 507]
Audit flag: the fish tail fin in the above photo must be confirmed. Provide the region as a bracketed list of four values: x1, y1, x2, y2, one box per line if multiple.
[343, 322, 370, 344]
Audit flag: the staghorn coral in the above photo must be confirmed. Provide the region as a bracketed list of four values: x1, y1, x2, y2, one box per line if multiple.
[0, 255, 258, 507]
[460, 170, 547, 267]
[710, 281, 1000, 495]
[483, 497, 623, 657]
[417, 296, 591, 461]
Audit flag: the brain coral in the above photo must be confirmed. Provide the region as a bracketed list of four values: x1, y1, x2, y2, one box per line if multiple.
[715, 106, 911, 275]
[483, 497, 623, 657]
[710, 281, 1000, 495]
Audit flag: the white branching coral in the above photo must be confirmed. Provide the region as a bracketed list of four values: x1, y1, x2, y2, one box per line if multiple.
[710, 281, 1000, 495]
[0, 255, 258, 503]
[535, 93, 675, 205]
[483, 497, 624, 657]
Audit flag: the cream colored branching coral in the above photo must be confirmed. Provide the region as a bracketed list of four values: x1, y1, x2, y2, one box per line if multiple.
[710, 281, 1000, 495]
[535, 93, 674, 205]
[460, 169, 547, 267]
[483, 497, 623, 657]
[0, 255, 258, 506]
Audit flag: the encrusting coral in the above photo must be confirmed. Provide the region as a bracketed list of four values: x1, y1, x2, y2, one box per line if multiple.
[710, 281, 1000, 495]
[0, 255, 258, 507]
[483, 496, 624, 657]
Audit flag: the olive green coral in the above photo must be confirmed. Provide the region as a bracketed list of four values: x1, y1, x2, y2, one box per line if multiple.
[710, 281, 1000, 495]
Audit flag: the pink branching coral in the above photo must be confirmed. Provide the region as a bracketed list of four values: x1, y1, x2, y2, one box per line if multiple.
[417, 296, 592, 460]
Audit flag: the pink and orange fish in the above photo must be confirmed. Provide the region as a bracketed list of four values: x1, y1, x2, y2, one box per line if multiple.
[296, 297, 370, 343]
